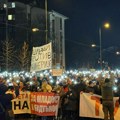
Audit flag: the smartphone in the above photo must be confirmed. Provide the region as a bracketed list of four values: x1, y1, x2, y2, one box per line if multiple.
[8, 83, 13, 86]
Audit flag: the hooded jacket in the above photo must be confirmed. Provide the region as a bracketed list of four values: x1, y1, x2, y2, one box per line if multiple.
[101, 82, 113, 100]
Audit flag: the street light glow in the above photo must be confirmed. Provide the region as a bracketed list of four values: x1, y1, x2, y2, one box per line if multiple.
[91, 44, 96, 48]
[32, 28, 39, 32]
[104, 22, 110, 29]
[116, 51, 120, 55]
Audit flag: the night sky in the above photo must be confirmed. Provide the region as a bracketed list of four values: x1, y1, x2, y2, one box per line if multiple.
[48, 0, 120, 69]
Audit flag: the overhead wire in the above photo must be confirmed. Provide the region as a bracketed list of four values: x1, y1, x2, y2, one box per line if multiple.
[65, 39, 117, 55]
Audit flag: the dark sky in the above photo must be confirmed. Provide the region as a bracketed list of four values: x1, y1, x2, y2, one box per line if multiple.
[47, 0, 120, 69]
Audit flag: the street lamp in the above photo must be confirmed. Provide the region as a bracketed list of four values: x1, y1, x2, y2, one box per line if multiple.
[91, 44, 96, 48]
[99, 22, 110, 69]
[116, 51, 120, 55]
[32, 28, 39, 32]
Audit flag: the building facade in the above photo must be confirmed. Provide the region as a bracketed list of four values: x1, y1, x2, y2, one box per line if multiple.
[0, 1, 46, 48]
[49, 11, 68, 70]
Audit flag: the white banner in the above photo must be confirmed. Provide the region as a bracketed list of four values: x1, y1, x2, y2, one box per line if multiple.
[30, 42, 52, 72]
[80, 93, 120, 120]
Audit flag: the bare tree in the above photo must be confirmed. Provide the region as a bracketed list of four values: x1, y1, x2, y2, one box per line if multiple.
[18, 42, 31, 71]
[1, 39, 16, 71]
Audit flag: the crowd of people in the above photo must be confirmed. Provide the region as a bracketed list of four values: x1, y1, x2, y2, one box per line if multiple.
[0, 69, 120, 120]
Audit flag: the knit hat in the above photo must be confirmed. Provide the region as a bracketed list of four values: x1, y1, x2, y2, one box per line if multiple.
[105, 78, 110, 83]
[89, 81, 93, 85]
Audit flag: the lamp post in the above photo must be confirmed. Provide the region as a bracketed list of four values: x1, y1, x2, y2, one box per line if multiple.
[99, 27, 102, 69]
[5, 0, 9, 71]
[45, 0, 48, 44]
[99, 22, 110, 69]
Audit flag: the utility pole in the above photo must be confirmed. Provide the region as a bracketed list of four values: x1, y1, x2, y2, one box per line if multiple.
[99, 22, 110, 70]
[5, 0, 9, 71]
[45, 0, 48, 44]
[99, 27, 102, 69]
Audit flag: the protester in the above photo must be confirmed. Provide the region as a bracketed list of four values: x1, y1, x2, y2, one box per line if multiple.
[73, 77, 87, 120]
[0, 69, 119, 120]
[41, 80, 52, 92]
[0, 78, 19, 120]
[100, 72, 114, 120]
[85, 80, 96, 94]
[62, 84, 78, 120]
[19, 81, 25, 91]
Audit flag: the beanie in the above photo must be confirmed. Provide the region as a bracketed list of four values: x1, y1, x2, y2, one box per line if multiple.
[105, 78, 110, 83]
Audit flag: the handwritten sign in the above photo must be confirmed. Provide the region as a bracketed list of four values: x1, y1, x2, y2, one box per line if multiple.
[30, 42, 52, 72]
[52, 69, 63, 76]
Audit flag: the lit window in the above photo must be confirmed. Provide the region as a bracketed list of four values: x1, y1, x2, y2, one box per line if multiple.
[4, 2, 16, 8]
[3, 4, 7, 8]
[12, 2, 15, 8]
[8, 14, 15, 20]
[8, 15, 12, 20]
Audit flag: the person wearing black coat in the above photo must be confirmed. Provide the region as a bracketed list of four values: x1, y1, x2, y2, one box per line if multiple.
[0, 81, 12, 120]
[0, 80, 19, 120]
[61, 85, 79, 120]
